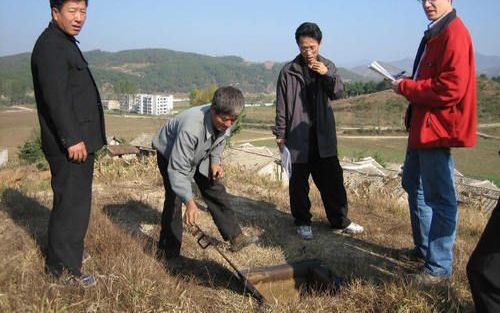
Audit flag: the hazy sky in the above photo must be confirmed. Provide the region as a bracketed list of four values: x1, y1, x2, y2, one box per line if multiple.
[1, 0, 499, 66]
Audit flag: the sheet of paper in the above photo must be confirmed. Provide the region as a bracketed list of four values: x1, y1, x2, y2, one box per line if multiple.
[280, 146, 292, 179]
[369, 61, 396, 81]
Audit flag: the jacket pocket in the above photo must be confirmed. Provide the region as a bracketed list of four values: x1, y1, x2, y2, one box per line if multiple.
[423, 108, 455, 145]
[427, 113, 446, 138]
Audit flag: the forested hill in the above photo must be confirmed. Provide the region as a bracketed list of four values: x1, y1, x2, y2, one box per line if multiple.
[0, 48, 363, 103]
[85, 49, 282, 93]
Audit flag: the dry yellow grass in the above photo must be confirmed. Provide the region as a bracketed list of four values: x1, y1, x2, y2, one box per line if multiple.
[0, 157, 490, 312]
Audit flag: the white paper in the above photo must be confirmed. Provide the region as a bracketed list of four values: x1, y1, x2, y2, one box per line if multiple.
[369, 61, 396, 81]
[280, 146, 292, 179]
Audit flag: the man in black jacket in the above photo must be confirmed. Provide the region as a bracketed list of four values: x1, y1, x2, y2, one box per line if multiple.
[31, 0, 106, 287]
[274, 22, 364, 240]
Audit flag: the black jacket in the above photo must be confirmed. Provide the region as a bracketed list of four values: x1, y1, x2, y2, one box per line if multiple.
[31, 22, 106, 156]
[274, 55, 344, 163]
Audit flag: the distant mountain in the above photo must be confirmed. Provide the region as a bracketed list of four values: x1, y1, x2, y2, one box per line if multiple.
[0, 48, 363, 102]
[476, 53, 500, 77]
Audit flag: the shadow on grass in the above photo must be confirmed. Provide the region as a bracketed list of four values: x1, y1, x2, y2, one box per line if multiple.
[103, 200, 244, 294]
[1, 188, 50, 257]
[225, 192, 422, 283]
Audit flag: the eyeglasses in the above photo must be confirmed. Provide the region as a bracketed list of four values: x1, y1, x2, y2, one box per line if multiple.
[299, 45, 319, 53]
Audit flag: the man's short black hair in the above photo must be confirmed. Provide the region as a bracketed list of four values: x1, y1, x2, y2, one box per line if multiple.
[295, 22, 322, 44]
[50, 0, 88, 10]
[211, 86, 244, 117]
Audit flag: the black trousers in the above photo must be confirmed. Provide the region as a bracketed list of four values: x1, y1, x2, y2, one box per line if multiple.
[157, 153, 242, 258]
[45, 153, 95, 277]
[290, 154, 350, 229]
[467, 200, 500, 313]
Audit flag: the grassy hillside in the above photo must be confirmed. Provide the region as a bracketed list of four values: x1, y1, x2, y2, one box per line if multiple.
[0, 158, 489, 312]
[239, 77, 500, 128]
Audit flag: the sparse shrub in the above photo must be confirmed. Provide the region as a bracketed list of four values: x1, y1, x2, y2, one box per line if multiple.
[17, 133, 48, 170]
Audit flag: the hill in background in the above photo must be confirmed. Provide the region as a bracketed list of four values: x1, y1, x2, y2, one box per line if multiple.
[0, 48, 363, 105]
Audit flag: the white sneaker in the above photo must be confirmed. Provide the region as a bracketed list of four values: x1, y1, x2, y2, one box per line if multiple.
[334, 222, 364, 234]
[297, 225, 313, 240]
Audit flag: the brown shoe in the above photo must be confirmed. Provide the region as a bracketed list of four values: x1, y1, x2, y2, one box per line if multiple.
[406, 272, 450, 286]
[229, 233, 258, 252]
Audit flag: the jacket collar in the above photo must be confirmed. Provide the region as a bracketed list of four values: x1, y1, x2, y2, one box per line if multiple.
[411, 9, 457, 77]
[424, 9, 457, 41]
[289, 54, 331, 81]
[48, 21, 79, 44]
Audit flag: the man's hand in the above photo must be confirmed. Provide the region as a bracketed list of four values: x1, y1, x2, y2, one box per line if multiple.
[184, 200, 198, 226]
[276, 138, 286, 152]
[308, 60, 328, 75]
[211, 163, 224, 180]
[392, 79, 403, 95]
[67, 141, 87, 163]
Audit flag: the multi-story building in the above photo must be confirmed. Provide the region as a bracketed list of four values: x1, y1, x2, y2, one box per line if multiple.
[135, 94, 173, 115]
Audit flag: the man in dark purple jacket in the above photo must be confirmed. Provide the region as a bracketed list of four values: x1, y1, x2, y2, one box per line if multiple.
[273, 22, 364, 240]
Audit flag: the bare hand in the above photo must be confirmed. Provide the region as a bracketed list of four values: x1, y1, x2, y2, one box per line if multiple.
[308, 60, 328, 75]
[184, 200, 198, 226]
[211, 163, 224, 180]
[392, 79, 403, 94]
[276, 138, 286, 152]
[67, 141, 87, 163]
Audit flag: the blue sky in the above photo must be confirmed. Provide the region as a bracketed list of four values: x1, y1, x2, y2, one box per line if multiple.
[1, 0, 499, 66]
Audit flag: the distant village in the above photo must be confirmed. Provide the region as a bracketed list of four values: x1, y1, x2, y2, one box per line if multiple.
[101, 94, 274, 116]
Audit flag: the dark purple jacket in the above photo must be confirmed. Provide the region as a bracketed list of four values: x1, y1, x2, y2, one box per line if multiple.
[274, 55, 344, 163]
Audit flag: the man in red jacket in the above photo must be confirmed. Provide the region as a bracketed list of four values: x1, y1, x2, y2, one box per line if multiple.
[392, 0, 476, 285]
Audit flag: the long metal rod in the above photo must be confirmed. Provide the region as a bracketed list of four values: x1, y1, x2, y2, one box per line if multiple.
[190, 225, 266, 304]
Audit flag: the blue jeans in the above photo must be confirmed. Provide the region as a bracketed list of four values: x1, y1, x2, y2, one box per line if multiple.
[402, 148, 458, 277]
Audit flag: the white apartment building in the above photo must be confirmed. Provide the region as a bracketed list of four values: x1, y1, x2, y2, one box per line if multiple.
[135, 94, 174, 115]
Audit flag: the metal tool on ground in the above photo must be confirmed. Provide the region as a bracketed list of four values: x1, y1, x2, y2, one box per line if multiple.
[190, 225, 343, 304]
[190, 225, 266, 304]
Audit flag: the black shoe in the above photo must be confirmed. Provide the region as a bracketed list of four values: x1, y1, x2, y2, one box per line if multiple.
[229, 233, 259, 252]
[398, 248, 425, 262]
[66, 274, 97, 288]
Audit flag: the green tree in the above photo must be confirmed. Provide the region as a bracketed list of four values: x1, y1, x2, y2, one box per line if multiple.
[114, 80, 137, 95]
[190, 84, 218, 105]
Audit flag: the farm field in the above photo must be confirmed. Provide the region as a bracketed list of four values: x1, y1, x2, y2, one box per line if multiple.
[2, 104, 499, 185]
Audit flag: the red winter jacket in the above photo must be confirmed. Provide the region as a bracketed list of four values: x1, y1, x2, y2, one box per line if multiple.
[399, 16, 476, 149]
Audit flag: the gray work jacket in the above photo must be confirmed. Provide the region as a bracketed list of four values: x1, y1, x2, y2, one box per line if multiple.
[273, 55, 344, 163]
[152, 105, 230, 203]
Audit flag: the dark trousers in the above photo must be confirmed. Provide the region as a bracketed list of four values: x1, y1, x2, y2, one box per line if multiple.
[290, 155, 350, 229]
[467, 200, 500, 313]
[157, 153, 242, 258]
[45, 153, 95, 277]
